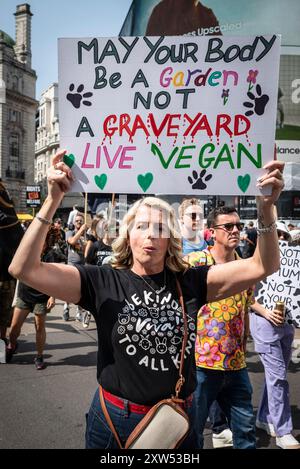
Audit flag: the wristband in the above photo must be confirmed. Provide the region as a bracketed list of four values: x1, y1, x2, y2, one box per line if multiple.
[36, 215, 52, 225]
[257, 220, 276, 236]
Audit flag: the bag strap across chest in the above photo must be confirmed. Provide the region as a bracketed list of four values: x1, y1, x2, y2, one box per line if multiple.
[174, 277, 187, 398]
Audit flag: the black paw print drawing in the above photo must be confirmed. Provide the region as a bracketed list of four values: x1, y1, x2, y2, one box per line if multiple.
[66, 84, 93, 109]
[243, 84, 269, 116]
[188, 170, 212, 190]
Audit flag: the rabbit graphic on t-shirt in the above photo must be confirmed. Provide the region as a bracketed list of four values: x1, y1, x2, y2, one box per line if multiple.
[155, 337, 167, 354]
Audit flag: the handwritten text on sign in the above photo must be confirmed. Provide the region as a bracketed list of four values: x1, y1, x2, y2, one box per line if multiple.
[255, 241, 300, 328]
[58, 35, 281, 195]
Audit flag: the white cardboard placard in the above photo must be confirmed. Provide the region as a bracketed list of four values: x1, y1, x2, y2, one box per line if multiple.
[58, 35, 281, 195]
[255, 241, 300, 327]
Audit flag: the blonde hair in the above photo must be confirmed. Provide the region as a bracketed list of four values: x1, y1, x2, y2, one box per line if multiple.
[178, 197, 202, 219]
[111, 197, 188, 272]
[90, 218, 102, 238]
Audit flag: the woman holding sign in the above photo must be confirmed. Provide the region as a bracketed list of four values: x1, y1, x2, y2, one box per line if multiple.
[9, 149, 284, 449]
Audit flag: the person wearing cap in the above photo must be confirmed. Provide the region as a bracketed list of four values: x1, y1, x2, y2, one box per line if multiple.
[287, 223, 295, 231]
[289, 229, 300, 246]
[276, 221, 291, 242]
[250, 222, 300, 449]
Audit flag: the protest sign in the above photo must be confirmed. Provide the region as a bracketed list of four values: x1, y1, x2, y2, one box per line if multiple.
[255, 241, 300, 327]
[58, 35, 280, 195]
[26, 185, 41, 208]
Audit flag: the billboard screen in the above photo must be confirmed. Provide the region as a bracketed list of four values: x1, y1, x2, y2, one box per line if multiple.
[120, 0, 300, 162]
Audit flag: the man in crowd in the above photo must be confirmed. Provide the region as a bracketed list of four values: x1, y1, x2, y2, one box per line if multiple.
[67, 204, 78, 229]
[243, 221, 257, 258]
[63, 213, 88, 323]
[179, 198, 207, 255]
[186, 206, 256, 449]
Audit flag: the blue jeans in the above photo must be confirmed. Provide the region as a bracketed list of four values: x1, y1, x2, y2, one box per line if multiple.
[194, 368, 256, 449]
[208, 400, 229, 434]
[85, 388, 198, 449]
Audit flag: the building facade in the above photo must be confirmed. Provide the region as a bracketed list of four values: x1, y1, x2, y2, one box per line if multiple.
[35, 83, 59, 197]
[0, 3, 38, 212]
[35, 82, 84, 220]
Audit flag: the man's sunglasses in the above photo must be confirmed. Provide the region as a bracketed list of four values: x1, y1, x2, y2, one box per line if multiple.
[212, 222, 243, 232]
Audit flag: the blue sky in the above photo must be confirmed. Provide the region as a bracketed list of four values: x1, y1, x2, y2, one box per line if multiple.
[1, 0, 133, 98]
[2, 0, 299, 99]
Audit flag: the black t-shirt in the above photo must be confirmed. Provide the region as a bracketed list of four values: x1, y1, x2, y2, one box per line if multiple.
[18, 282, 49, 305]
[75, 264, 208, 405]
[86, 233, 97, 243]
[244, 227, 258, 257]
[85, 240, 112, 266]
[17, 249, 57, 304]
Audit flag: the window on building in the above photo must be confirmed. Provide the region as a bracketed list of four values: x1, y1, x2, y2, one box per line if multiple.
[40, 108, 45, 126]
[12, 76, 19, 92]
[8, 133, 20, 172]
[8, 109, 22, 123]
[0, 78, 6, 104]
[10, 134, 19, 157]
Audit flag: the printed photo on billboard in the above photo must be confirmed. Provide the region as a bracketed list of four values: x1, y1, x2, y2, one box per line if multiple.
[121, 1, 300, 161]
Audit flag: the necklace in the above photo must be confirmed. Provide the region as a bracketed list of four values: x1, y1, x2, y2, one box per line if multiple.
[133, 269, 167, 295]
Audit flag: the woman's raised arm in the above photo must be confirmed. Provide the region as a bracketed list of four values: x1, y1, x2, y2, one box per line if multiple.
[207, 160, 284, 302]
[9, 150, 81, 304]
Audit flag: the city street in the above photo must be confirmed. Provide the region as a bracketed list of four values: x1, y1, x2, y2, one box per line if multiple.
[1, 2, 300, 460]
[0, 302, 299, 450]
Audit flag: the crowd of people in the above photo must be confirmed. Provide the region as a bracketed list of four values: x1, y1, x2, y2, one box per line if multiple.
[1, 150, 300, 449]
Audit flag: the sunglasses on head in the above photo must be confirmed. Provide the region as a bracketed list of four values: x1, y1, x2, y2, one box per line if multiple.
[212, 222, 243, 232]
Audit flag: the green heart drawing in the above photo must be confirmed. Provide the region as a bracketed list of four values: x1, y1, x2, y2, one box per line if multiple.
[237, 174, 251, 193]
[137, 173, 154, 192]
[94, 174, 107, 190]
[63, 153, 75, 168]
